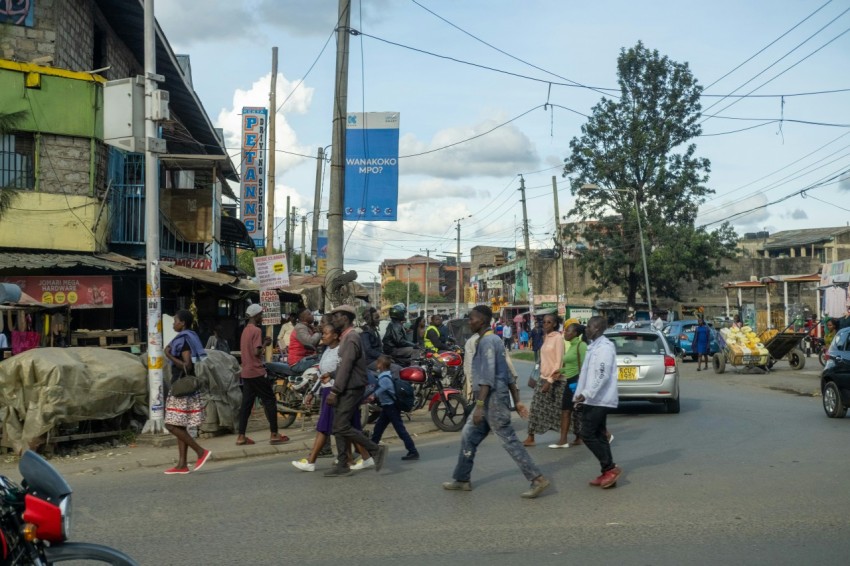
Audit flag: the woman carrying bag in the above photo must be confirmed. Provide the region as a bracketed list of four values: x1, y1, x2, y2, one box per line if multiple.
[549, 322, 588, 448]
[523, 314, 565, 447]
[163, 309, 212, 475]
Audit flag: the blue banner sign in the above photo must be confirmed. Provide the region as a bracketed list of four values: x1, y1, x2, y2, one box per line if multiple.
[344, 112, 400, 221]
[240, 107, 267, 248]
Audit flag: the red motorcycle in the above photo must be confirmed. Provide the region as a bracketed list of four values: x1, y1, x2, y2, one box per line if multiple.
[400, 354, 469, 432]
[0, 451, 137, 564]
[436, 348, 465, 391]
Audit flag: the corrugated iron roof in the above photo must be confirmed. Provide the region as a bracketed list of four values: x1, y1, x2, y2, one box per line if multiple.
[763, 227, 850, 249]
[0, 252, 139, 272]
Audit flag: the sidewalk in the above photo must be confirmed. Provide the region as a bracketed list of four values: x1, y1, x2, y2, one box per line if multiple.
[0, 408, 441, 476]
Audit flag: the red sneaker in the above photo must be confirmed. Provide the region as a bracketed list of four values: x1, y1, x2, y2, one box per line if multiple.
[164, 466, 190, 475]
[589, 473, 605, 487]
[194, 450, 212, 471]
[600, 466, 622, 489]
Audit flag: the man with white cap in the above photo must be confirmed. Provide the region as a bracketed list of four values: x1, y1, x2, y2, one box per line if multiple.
[324, 304, 388, 476]
[236, 303, 288, 446]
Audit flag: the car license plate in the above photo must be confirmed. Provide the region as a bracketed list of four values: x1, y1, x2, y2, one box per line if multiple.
[618, 366, 638, 381]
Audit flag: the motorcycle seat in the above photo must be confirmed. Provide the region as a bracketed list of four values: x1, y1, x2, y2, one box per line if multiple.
[266, 361, 297, 376]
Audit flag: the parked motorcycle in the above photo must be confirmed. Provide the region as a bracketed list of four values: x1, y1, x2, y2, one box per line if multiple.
[805, 335, 827, 367]
[436, 347, 465, 391]
[399, 354, 469, 432]
[0, 450, 138, 564]
[267, 358, 321, 428]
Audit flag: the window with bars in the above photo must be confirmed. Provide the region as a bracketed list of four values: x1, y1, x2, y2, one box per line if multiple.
[0, 132, 35, 189]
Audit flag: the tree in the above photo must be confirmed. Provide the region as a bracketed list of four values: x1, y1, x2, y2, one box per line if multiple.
[563, 42, 737, 309]
[382, 280, 424, 305]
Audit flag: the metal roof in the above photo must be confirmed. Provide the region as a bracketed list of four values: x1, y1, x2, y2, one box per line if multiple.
[93, 0, 238, 186]
[0, 252, 139, 272]
[762, 227, 850, 250]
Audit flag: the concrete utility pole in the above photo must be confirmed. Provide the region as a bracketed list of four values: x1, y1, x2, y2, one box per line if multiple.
[551, 175, 565, 305]
[284, 195, 290, 257]
[327, 0, 351, 291]
[300, 214, 307, 274]
[290, 205, 297, 258]
[519, 175, 534, 324]
[142, 0, 166, 434]
[451, 216, 470, 318]
[265, 47, 278, 359]
[420, 248, 435, 317]
[310, 146, 324, 265]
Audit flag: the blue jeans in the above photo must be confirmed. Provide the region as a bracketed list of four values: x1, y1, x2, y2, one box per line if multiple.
[371, 404, 417, 454]
[452, 390, 542, 483]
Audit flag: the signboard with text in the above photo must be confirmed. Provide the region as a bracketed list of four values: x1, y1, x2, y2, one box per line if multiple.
[344, 112, 400, 221]
[260, 289, 281, 326]
[241, 107, 267, 248]
[0, 276, 113, 308]
[316, 230, 328, 276]
[253, 253, 290, 290]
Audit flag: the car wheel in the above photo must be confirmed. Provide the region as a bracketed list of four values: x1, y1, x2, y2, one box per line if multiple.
[665, 396, 680, 414]
[822, 381, 847, 418]
[788, 348, 806, 370]
[712, 353, 725, 374]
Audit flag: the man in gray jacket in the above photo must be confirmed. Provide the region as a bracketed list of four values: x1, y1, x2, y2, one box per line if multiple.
[574, 315, 622, 489]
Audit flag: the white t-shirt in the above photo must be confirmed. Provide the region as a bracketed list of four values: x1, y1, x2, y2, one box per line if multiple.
[503, 325, 513, 339]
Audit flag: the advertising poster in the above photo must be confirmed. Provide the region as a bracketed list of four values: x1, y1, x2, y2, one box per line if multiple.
[316, 230, 328, 276]
[1, 276, 113, 308]
[260, 289, 281, 326]
[241, 107, 267, 247]
[253, 253, 290, 289]
[344, 112, 400, 221]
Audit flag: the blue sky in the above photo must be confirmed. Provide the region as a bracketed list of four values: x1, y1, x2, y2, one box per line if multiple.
[156, 0, 850, 281]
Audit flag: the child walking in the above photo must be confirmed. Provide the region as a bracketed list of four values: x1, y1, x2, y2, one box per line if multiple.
[368, 355, 420, 461]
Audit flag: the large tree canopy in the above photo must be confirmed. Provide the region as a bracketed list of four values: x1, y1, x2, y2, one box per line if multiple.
[382, 280, 424, 305]
[563, 42, 737, 308]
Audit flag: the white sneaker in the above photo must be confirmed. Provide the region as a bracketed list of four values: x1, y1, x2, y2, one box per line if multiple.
[292, 459, 315, 472]
[350, 457, 375, 470]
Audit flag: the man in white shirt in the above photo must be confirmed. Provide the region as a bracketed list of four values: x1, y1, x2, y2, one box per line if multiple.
[574, 316, 622, 489]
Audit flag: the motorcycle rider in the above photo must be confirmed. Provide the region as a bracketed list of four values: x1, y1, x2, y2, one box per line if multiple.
[423, 314, 449, 353]
[360, 306, 383, 368]
[289, 307, 321, 369]
[382, 303, 419, 364]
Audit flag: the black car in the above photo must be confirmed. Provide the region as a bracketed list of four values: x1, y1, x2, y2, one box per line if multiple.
[821, 327, 850, 418]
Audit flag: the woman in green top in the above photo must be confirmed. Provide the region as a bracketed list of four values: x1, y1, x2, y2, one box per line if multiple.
[824, 318, 838, 349]
[549, 323, 588, 448]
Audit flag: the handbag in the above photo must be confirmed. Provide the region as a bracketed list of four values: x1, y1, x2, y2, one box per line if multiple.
[170, 367, 200, 397]
[527, 363, 540, 389]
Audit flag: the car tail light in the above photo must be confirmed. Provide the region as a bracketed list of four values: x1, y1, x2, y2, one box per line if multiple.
[823, 351, 830, 362]
[664, 355, 677, 374]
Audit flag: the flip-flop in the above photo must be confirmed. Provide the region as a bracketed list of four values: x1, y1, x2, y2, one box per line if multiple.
[269, 436, 290, 445]
[235, 437, 255, 446]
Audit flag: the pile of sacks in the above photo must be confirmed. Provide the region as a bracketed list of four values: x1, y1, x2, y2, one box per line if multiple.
[720, 326, 769, 364]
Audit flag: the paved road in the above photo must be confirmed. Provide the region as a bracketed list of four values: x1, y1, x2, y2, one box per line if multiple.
[33, 361, 850, 565]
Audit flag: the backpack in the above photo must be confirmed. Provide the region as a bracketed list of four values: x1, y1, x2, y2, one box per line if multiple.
[391, 375, 416, 413]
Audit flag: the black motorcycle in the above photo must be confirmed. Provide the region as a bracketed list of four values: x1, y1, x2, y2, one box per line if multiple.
[0, 450, 137, 564]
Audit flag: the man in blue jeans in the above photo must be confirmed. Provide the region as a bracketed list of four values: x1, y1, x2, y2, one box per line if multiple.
[442, 305, 550, 499]
[367, 355, 419, 461]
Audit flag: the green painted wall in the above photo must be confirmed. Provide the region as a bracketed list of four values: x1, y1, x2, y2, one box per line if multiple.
[0, 68, 103, 139]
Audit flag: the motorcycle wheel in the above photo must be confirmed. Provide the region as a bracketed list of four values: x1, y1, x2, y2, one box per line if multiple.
[274, 388, 298, 429]
[431, 393, 468, 432]
[42, 541, 139, 565]
[819, 350, 826, 367]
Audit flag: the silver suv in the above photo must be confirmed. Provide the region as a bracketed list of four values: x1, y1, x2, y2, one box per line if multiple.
[605, 328, 681, 414]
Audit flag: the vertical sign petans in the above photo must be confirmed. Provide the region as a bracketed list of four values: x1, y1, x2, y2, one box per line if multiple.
[241, 107, 268, 248]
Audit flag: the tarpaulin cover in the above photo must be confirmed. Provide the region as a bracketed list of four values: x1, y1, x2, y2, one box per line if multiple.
[0, 347, 147, 452]
[182, 350, 242, 434]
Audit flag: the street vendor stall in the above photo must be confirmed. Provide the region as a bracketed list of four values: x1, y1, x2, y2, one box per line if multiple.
[0, 286, 71, 357]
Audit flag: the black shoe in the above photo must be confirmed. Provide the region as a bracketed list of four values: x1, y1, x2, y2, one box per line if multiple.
[373, 444, 389, 472]
[323, 465, 352, 477]
[401, 452, 420, 461]
[317, 448, 334, 459]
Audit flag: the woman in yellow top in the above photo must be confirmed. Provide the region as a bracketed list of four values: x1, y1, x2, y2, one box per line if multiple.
[523, 314, 565, 447]
[549, 322, 588, 448]
[824, 318, 838, 349]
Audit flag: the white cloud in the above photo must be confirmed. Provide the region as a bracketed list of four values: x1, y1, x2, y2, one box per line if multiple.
[785, 208, 808, 220]
[399, 119, 539, 179]
[399, 179, 489, 203]
[157, 0, 258, 45]
[217, 72, 315, 218]
[258, 0, 394, 37]
[698, 192, 770, 231]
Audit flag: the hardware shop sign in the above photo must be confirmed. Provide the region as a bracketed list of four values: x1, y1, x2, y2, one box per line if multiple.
[0, 276, 113, 308]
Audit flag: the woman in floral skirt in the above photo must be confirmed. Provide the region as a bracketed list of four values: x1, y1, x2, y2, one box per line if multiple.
[523, 314, 565, 447]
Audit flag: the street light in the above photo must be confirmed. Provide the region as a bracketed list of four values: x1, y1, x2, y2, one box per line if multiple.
[580, 183, 652, 315]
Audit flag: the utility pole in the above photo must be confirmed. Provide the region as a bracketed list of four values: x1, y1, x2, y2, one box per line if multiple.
[420, 247, 435, 318]
[264, 46, 278, 360]
[300, 214, 307, 274]
[290, 205, 297, 259]
[284, 195, 290, 257]
[310, 146, 324, 266]
[551, 175, 565, 307]
[406, 266, 411, 316]
[327, 0, 351, 298]
[450, 216, 470, 318]
[519, 175, 534, 325]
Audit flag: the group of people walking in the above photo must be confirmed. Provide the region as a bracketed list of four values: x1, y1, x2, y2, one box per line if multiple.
[442, 309, 622, 498]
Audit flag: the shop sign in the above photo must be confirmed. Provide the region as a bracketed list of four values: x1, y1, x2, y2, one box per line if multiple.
[260, 289, 281, 326]
[0, 276, 113, 308]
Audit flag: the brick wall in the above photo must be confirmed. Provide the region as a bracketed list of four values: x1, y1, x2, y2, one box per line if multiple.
[38, 135, 92, 196]
[0, 0, 57, 63]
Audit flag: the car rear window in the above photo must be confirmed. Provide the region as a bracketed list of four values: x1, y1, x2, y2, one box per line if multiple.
[607, 333, 663, 355]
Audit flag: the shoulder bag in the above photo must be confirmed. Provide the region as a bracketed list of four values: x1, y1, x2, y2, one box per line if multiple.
[170, 366, 200, 397]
